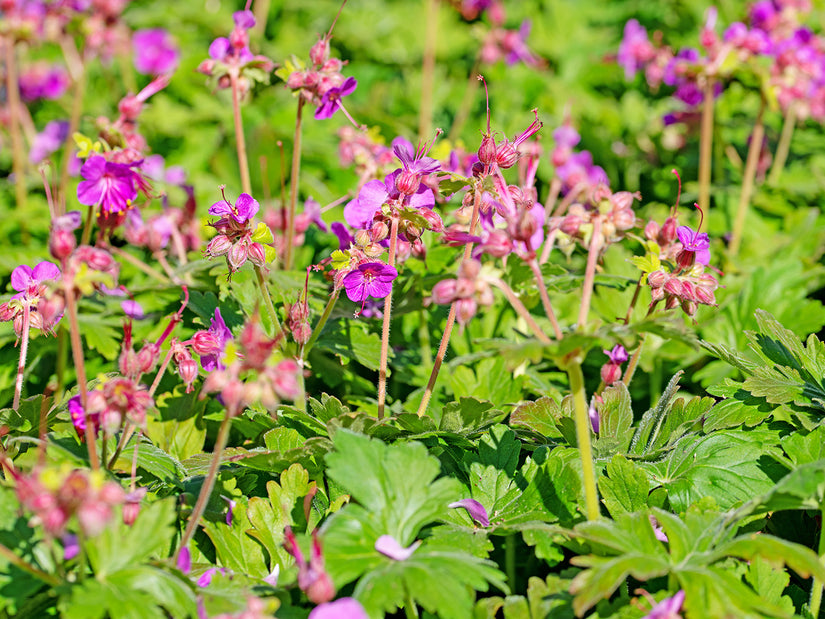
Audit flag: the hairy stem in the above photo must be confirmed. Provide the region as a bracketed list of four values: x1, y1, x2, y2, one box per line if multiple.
[768, 100, 797, 186]
[623, 276, 643, 325]
[491, 278, 552, 344]
[63, 280, 99, 471]
[254, 265, 282, 337]
[577, 218, 602, 330]
[303, 288, 340, 356]
[178, 411, 234, 554]
[284, 98, 305, 271]
[107, 422, 136, 470]
[697, 78, 715, 231]
[416, 185, 482, 417]
[230, 70, 252, 195]
[4, 37, 28, 222]
[377, 217, 400, 419]
[566, 361, 600, 520]
[729, 101, 765, 258]
[13, 304, 31, 411]
[527, 257, 563, 339]
[418, 0, 438, 141]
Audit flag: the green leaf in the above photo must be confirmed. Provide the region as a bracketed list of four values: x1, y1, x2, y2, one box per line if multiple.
[598, 455, 650, 517]
[744, 557, 795, 617]
[592, 382, 633, 458]
[315, 318, 384, 370]
[715, 533, 825, 582]
[202, 500, 270, 578]
[509, 396, 564, 441]
[781, 425, 825, 465]
[439, 398, 507, 436]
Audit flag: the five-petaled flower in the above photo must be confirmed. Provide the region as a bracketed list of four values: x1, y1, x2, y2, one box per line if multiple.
[77, 155, 141, 215]
[209, 192, 260, 225]
[315, 76, 357, 120]
[342, 262, 398, 315]
[676, 225, 710, 266]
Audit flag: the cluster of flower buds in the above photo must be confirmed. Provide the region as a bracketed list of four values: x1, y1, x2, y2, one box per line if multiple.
[550, 188, 640, 256]
[287, 272, 312, 346]
[205, 189, 275, 275]
[283, 30, 358, 121]
[198, 10, 275, 96]
[430, 259, 494, 326]
[200, 318, 300, 414]
[0, 261, 63, 337]
[68, 374, 154, 436]
[283, 528, 335, 605]
[337, 126, 397, 189]
[476, 106, 543, 175]
[647, 263, 720, 317]
[13, 466, 126, 538]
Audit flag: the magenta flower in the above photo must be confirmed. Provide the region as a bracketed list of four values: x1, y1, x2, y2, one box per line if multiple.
[121, 300, 145, 320]
[392, 137, 441, 177]
[343, 171, 435, 229]
[11, 261, 61, 300]
[448, 498, 491, 527]
[18, 63, 69, 102]
[343, 262, 398, 307]
[29, 120, 69, 164]
[618, 19, 655, 80]
[132, 29, 179, 75]
[676, 225, 710, 265]
[199, 308, 233, 372]
[309, 598, 369, 619]
[643, 590, 685, 619]
[77, 155, 140, 215]
[603, 344, 628, 364]
[314, 76, 357, 120]
[209, 192, 259, 224]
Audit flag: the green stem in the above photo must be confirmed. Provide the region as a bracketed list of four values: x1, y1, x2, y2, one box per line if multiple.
[577, 218, 602, 330]
[505, 533, 517, 592]
[491, 278, 551, 344]
[768, 100, 797, 186]
[284, 98, 305, 271]
[254, 265, 282, 337]
[178, 411, 234, 555]
[107, 423, 135, 470]
[404, 591, 420, 619]
[0, 541, 60, 586]
[622, 333, 646, 388]
[4, 37, 28, 226]
[729, 100, 765, 258]
[303, 288, 340, 356]
[418, 0, 438, 141]
[697, 78, 715, 231]
[566, 361, 600, 520]
[80, 203, 95, 247]
[229, 69, 252, 195]
[377, 217, 400, 419]
[13, 303, 31, 411]
[416, 186, 482, 417]
[809, 503, 825, 618]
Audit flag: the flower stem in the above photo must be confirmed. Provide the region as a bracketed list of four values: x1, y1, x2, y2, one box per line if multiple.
[527, 258, 562, 339]
[768, 100, 797, 186]
[178, 411, 234, 555]
[229, 70, 252, 196]
[63, 279, 100, 472]
[505, 533, 517, 592]
[404, 592, 420, 619]
[416, 186, 482, 417]
[107, 422, 136, 470]
[577, 218, 602, 330]
[80, 204, 95, 247]
[4, 37, 28, 225]
[566, 360, 600, 520]
[377, 217, 400, 419]
[0, 541, 60, 586]
[729, 100, 765, 258]
[491, 278, 552, 344]
[418, 0, 438, 141]
[697, 78, 715, 231]
[13, 304, 31, 411]
[303, 288, 340, 356]
[105, 244, 170, 284]
[284, 99, 305, 271]
[254, 265, 282, 337]
[623, 276, 643, 325]
[809, 503, 825, 618]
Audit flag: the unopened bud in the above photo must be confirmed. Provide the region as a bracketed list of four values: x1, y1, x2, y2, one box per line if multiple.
[122, 501, 141, 526]
[395, 170, 420, 195]
[206, 235, 232, 258]
[560, 214, 581, 236]
[681, 299, 698, 316]
[647, 270, 667, 288]
[50, 229, 76, 260]
[191, 331, 220, 355]
[659, 216, 678, 245]
[455, 297, 478, 326]
[404, 222, 422, 239]
[306, 572, 335, 605]
[136, 344, 159, 374]
[247, 242, 267, 267]
[419, 208, 444, 232]
[286, 72, 305, 89]
[665, 295, 680, 311]
[197, 59, 216, 76]
[292, 323, 311, 346]
[483, 230, 512, 257]
[694, 285, 716, 305]
[229, 27, 249, 52]
[675, 249, 695, 271]
[309, 37, 330, 66]
[663, 277, 683, 297]
[227, 242, 249, 272]
[600, 362, 623, 386]
[457, 259, 481, 280]
[364, 243, 384, 258]
[117, 95, 142, 121]
[477, 135, 497, 166]
[354, 229, 372, 247]
[431, 279, 457, 305]
[370, 221, 389, 243]
[496, 141, 518, 168]
[644, 220, 660, 241]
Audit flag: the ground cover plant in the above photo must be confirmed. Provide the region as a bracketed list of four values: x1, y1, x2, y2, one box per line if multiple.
[2, 0, 825, 617]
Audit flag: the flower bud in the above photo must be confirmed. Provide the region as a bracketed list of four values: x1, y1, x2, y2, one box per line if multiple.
[419, 208, 444, 232]
[681, 299, 698, 317]
[364, 243, 384, 258]
[457, 259, 481, 280]
[647, 270, 667, 288]
[229, 27, 249, 52]
[496, 141, 518, 168]
[644, 220, 660, 241]
[665, 295, 680, 311]
[247, 242, 267, 267]
[191, 331, 220, 355]
[137, 343, 159, 374]
[321, 58, 343, 73]
[122, 501, 141, 526]
[675, 249, 695, 271]
[197, 59, 216, 76]
[404, 222, 422, 239]
[273, 359, 301, 400]
[395, 170, 420, 195]
[551, 145, 571, 167]
[354, 229, 372, 247]
[659, 216, 678, 245]
[477, 134, 497, 166]
[483, 230, 512, 257]
[227, 241, 249, 272]
[431, 279, 457, 305]
[694, 285, 716, 305]
[292, 323, 312, 346]
[309, 37, 330, 66]
[38, 295, 65, 331]
[600, 362, 622, 386]
[178, 358, 199, 390]
[663, 277, 683, 297]
[50, 229, 77, 260]
[455, 277, 475, 298]
[306, 572, 336, 605]
[117, 95, 143, 121]
[516, 211, 537, 241]
[455, 297, 478, 326]
[650, 286, 665, 303]
[560, 214, 581, 236]
[286, 72, 305, 89]
[77, 502, 113, 537]
[370, 221, 389, 243]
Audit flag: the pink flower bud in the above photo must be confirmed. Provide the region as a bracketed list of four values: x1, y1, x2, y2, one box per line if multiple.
[122, 501, 141, 526]
[600, 362, 622, 386]
[50, 229, 76, 260]
[273, 359, 301, 400]
[404, 222, 422, 239]
[309, 37, 330, 66]
[197, 59, 216, 75]
[364, 243, 384, 258]
[694, 285, 716, 305]
[247, 242, 267, 267]
[227, 241, 249, 272]
[681, 299, 698, 316]
[663, 277, 683, 297]
[496, 141, 518, 168]
[178, 358, 199, 390]
[560, 214, 581, 236]
[650, 286, 665, 303]
[665, 295, 680, 311]
[456, 297, 478, 325]
[551, 145, 571, 167]
[292, 323, 312, 346]
[306, 572, 336, 605]
[644, 220, 660, 241]
[354, 229, 372, 246]
[77, 502, 113, 537]
[431, 279, 457, 304]
[457, 259, 481, 280]
[229, 27, 248, 51]
[370, 221, 389, 243]
[395, 170, 420, 195]
[191, 331, 220, 355]
[477, 134, 497, 166]
[455, 278, 475, 298]
[659, 216, 678, 245]
[675, 249, 695, 270]
[286, 72, 305, 89]
[647, 270, 667, 288]
[483, 230, 512, 257]
[206, 234, 232, 258]
[136, 343, 159, 374]
[419, 208, 444, 232]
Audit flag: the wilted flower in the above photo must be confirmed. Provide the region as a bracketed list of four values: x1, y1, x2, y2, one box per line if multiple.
[448, 498, 491, 527]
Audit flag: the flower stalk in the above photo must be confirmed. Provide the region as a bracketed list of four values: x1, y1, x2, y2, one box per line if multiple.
[303, 288, 340, 356]
[729, 99, 765, 257]
[4, 37, 28, 220]
[697, 78, 715, 231]
[254, 265, 282, 337]
[230, 70, 252, 195]
[13, 304, 31, 411]
[527, 257, 563, 339]
[566, 360, 600, 520]
[577, 218, 602, 330]
[768, 100, 797, 186]
[377, 217, 400, 418]
[284, 98, 306, 271]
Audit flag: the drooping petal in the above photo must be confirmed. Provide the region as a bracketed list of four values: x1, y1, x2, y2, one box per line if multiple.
[448, 498, 491, 527]
[374, 535, 421, 561]
[309, 597, 369, 619]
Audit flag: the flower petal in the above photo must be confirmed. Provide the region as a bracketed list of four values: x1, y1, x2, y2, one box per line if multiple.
[374, 534, 421, 561]
[10, 265, 33, 292]
[448, 498, 491, 527]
